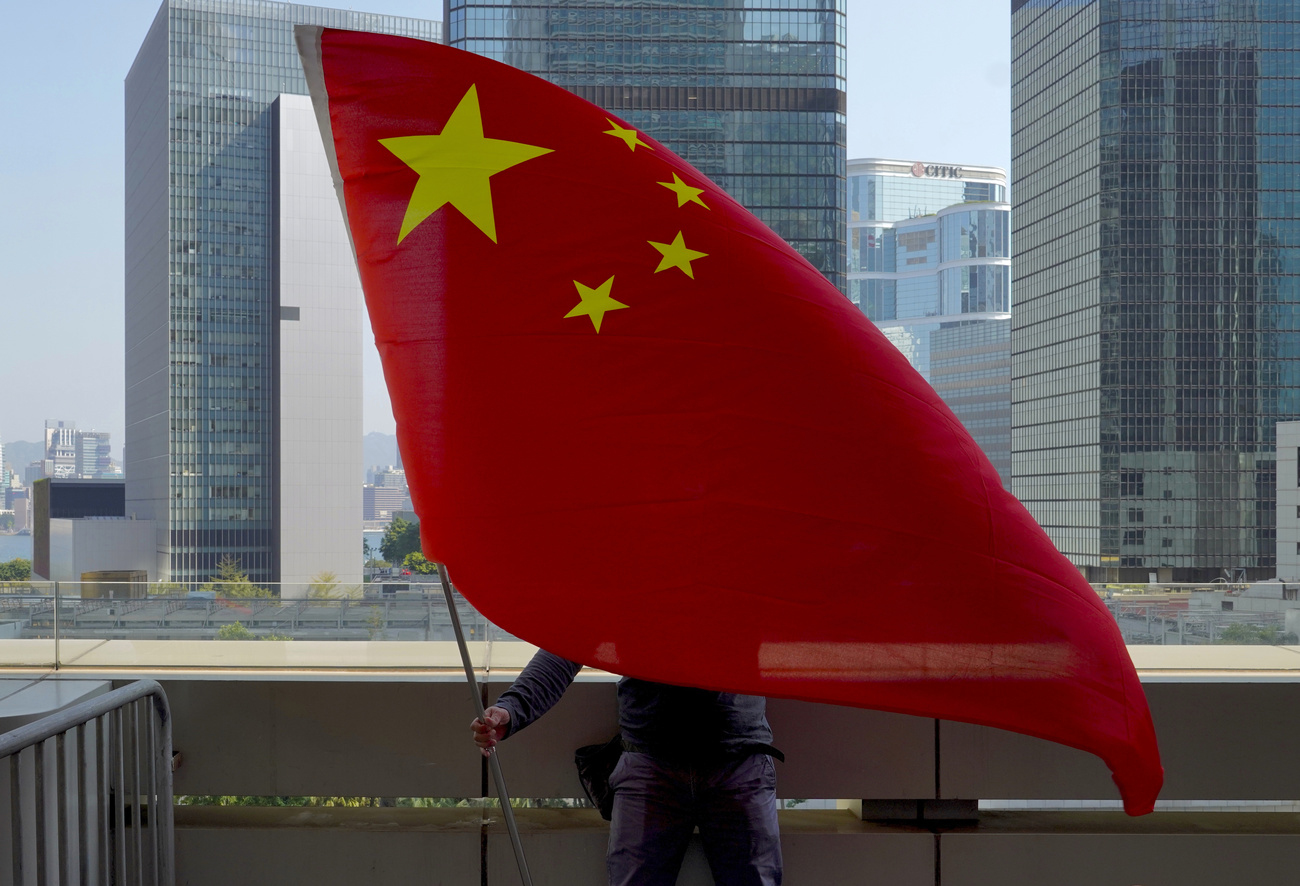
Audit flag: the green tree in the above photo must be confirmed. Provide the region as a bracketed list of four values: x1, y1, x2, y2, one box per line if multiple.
[1215, 624, 1300, 645]
[0, 558, 32, 582]
[216, 622, 293, 641]
[203, 555, 273, 599]
[307, 570, 361, 599]
[0, 514, 13, 531]
[366, 606, 386, 640]
[379, 517, 421, 565]
[402, 552, 439, 575]
[216, 622, 254, 640]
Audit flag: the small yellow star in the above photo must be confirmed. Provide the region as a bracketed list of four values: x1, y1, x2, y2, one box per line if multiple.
[380, 84, 553, 244]
[565, 276, 629, 333]
[648, 232, 708, 279]
[658, 173, 708, 209]
[604, 118, 652, 152]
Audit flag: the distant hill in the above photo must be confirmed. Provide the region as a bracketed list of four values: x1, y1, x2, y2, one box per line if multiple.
[363, 432, 399, 481]
[2, 441, 42, 474]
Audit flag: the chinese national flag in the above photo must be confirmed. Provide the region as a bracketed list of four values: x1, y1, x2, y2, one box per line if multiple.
[297, 28, 1162, 814]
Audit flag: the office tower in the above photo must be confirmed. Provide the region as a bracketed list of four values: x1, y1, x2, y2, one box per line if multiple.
[43, 421, 78, 479]
[124, 1, 439, 585]
[930, 322, 1013, 483]
[10, 490, 30, 535]
[75, 431, 113, 479]
[37, 424, 115, 480]
[847, 159, 1012, 481]
[447, 0, 847, 290]
[1277, 422, 1300, 581]
[1012, 0, 1293, 582]
[363, 466, 409, 522]
[363, 484, 406, 523]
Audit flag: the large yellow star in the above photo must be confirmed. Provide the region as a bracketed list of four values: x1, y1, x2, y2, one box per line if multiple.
[658, 173, 708, 209]
[565, 276, 628, 333]
[648, 232, 708, 279]
[604, 118, 652, 152]
[380, 85, 553, 244]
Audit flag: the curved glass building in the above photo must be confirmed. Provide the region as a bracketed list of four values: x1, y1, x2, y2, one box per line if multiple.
[447, 0, 847, 291]
[848, 158, 1012, 480]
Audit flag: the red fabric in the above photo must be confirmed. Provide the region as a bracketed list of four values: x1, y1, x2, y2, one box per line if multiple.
[304, 28, 1163, 814]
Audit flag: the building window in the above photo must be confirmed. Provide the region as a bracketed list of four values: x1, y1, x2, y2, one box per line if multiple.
[1127, 508, 1144, 523]
[1123, 530, 1145, 546]
[1162, 538, 1173, 548]
[1120, 470, 1144, 496]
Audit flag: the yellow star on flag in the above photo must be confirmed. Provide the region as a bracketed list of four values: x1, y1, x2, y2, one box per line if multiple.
[649, 232, 708, 279]
[380, 84, 553, 244]
[565, 276, 629, 333]
[658, 173, 708, 209]
[604, 118, 652, 152]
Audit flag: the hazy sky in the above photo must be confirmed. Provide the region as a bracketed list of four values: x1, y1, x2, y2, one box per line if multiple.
[0, 0, 1010, 454]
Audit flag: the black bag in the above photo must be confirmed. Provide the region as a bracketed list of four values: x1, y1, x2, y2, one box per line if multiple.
[574, 734, 623, 821]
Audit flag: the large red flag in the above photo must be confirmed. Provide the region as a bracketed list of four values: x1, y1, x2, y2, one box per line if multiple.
[296, 27, 1162, 814]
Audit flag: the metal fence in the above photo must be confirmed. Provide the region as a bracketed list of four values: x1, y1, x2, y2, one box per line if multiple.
[0, 582, 505, 646]
[0, 680, 173, 886]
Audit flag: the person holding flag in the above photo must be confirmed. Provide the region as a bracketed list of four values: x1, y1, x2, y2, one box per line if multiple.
[473, 648, 783, 886]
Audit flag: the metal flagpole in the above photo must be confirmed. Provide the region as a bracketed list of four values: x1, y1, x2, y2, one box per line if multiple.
[438, 566, 534, 886]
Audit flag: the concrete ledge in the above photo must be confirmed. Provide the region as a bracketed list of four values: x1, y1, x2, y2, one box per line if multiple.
[0, 638, 1299, 676]
[942, 814, 1300, 886]
[176, 804, 1300, 837]
[175, 804, 487, 832]
[175, 806, 1300, 886]
[176, 806, 938, 886]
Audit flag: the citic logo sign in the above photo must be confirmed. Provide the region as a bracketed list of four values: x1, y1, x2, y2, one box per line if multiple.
[911, 162, 963, 179]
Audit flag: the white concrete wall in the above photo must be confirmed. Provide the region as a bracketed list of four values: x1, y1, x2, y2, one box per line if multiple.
[144, 671, 1300, 886]
[1277, 421, 1300, 579]
[45, 518, 157, 581]
[273, 94, 364, 592]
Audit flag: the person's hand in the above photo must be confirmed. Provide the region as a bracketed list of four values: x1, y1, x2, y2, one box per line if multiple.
[471, 706, 511, 757]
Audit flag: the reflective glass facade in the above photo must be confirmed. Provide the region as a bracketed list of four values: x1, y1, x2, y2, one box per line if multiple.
[447, 0, 847, 290]
[124, 0, 438, 583]
[847, 159, 1012, 482]
[931, 321, 1013, 481]
[1012, 0, 1300, 581]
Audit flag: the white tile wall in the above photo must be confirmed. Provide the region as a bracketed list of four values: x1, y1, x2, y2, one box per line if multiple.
[275, 94, 364, 592]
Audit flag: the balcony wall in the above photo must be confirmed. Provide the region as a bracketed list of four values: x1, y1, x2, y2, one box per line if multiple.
[8, 643, 1300, 885]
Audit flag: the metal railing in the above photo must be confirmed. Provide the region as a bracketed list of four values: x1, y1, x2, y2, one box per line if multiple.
[0, 583, 508, 653]
[0, 680, 174, 886]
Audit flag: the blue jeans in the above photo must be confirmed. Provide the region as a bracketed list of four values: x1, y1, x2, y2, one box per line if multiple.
[606, 751, 782, 886]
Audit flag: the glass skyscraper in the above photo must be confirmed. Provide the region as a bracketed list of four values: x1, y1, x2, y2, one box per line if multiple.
[1012, 0, 1300, 581]
[446, 0, 847, 290]
[848, 159, 1012, 480]
[124, 1, 438, 584]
